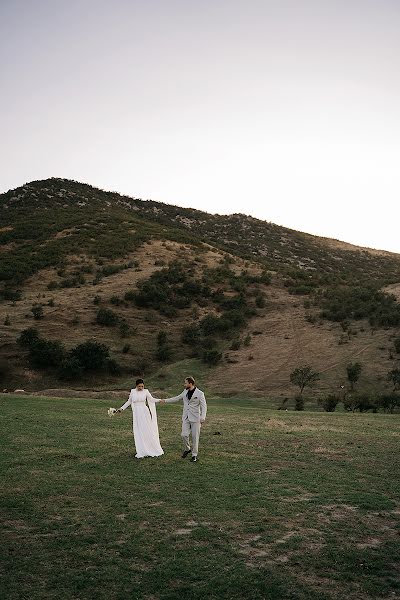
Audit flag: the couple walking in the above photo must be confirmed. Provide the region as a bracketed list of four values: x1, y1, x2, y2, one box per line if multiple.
[116, 376, 207, 463]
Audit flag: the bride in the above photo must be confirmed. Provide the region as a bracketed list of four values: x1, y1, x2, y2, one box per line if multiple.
[116, 378, 164, 458]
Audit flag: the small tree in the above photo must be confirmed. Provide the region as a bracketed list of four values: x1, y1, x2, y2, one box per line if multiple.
[290, 365, 320, 396]
[346, 362, 362, 390]
[387, 368, 400, 391]
[295, 394, 305, 411]
[394, 337, 400, 354]
[4, 315, 11, 326]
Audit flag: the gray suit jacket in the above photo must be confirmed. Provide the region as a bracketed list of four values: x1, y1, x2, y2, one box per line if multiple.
[165, 387, 207, 423]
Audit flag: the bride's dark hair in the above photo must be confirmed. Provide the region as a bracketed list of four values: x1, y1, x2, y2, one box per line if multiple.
[136, 378, 144, 386]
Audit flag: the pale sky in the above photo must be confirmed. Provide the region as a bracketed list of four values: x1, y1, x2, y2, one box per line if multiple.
[1, 0, 400, 252]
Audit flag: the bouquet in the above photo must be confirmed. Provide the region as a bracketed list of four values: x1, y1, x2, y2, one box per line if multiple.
[108, 407, 117, 417]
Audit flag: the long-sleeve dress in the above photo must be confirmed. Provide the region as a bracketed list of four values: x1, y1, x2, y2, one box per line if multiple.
[119, 388, 164, 458]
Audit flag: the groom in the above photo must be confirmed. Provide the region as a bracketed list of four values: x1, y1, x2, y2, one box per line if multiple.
[161, 377, 207, 463]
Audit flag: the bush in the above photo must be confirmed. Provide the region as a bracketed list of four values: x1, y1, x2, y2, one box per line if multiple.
[0, 358, 12, 382]
[28, 338, 66, 369]
[31, 304, 44, 320]
[106, 358, 121, 375]
[343, 393, 376, 412]
[17, 327, 40, 348]
[230, 337, 241, 351]
[122, 344, 131, 354]
[346, 362, 362, 390]
[1, 289, 22, 301]
[320, 394, 340, 412]
[4, 315, 11, 326]
[96, 307, 119, 326]
[157, 330, 168, 346]
[202, 349, 222, 366]
[58, 357, 84, 380]
[255, 293, 266, 308]
[69, 340, 110, 371]
[155, 345, 172, 362]
[321, 287, 400, 327]
[394, 337, 400, 354]
[124, 290, 136, 302]
[119, 321, 130, 338]
[243, 334, 251, 346]
[295, 394, 305, 411]
[182, 325, 202, 345]
[377, 393, 400, 413]
[155, 330, 171, 362]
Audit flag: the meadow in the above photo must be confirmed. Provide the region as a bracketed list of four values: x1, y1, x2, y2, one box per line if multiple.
[1, 394, 399, 600]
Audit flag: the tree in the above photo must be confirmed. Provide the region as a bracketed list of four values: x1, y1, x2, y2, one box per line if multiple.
[346, 362, 362, 390]
[290, 365, 320, 396]
[387, 368, 400, 391]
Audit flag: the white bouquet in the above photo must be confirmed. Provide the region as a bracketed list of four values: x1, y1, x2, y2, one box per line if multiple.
[108, 407, 117, 417]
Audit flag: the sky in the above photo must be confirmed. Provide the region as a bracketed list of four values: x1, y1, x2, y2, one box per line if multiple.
[1, 0, 399, 252]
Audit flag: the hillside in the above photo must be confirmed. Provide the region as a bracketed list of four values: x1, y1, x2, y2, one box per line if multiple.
[1, 177, 400, 400]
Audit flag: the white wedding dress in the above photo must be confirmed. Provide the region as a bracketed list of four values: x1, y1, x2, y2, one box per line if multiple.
[120, 388, 164, 458]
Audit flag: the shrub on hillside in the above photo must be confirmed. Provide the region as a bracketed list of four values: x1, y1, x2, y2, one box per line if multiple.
[294, 394, 305, 411]
[343, 393, 376, 413]
[319, 394, 340, 412]
[377, 393, 400, 413]
[182, 325, 202, 345]
[31, 304, 44, 320]
[69, 340, 110, 371]
[96, 307, 119, 326]
[1, 288, 22, 301]
[202, 349, 223, 366]
[29, 337, 66, 369]
[58, 356, 84, 380]
[321, 287, 400, 327]
[17, 327, 40, 348]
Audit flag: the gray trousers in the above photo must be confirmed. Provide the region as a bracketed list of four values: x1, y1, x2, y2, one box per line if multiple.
[182, 418, 201, 456]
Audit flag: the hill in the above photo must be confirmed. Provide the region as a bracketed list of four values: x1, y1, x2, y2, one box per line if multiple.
[1, 177, 400, 400]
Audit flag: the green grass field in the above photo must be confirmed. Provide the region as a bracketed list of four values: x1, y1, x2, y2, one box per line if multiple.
[1, 394, 399, 600]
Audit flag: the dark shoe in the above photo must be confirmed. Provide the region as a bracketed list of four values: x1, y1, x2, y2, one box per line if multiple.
[181, 449, 191, 458]
[190, 456, 198, 462]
